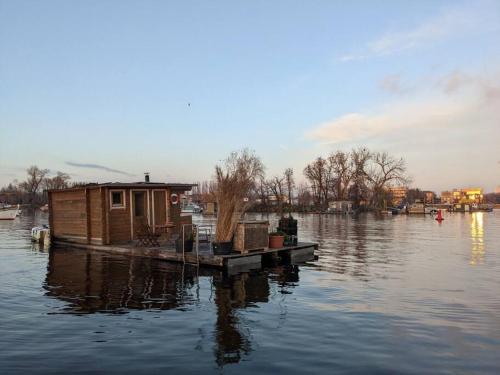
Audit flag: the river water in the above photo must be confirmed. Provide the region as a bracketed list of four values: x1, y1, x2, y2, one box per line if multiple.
[1, 210, 499, 374]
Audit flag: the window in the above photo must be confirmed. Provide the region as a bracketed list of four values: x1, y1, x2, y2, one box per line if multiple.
[110, 190, 125, 209]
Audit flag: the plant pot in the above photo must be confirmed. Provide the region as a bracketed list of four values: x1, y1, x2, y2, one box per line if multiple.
[212, 241, 233, 255]
[269, 235, 284, 249]
[176, 238, 194, 253]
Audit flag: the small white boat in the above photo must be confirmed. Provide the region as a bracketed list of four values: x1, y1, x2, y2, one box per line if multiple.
[181, 203, 203, 214]
[0, 204, 19, 220]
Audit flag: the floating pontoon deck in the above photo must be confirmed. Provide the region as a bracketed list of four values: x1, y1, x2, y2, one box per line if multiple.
[52, 241, 317, 272]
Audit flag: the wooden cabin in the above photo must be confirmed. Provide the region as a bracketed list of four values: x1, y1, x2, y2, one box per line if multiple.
[48, 181, 194, 245]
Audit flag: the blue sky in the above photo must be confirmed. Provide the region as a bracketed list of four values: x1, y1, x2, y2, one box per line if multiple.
[1, 0, 499, 192]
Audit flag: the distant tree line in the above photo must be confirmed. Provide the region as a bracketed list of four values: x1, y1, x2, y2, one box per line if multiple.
[301, 148, 409, 210]
[0, 166, 87, 206]
[2, 147, 418, 212]
[191, 147, 410, 213]
[484, 192, 500, 204]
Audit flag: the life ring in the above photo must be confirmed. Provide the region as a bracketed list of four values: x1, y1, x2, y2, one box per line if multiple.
[170, 193, 179, 205]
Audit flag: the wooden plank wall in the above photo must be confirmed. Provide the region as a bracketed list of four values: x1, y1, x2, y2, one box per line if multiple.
[108, 189, 132, 244]
[234, 222, 269, 253]
[153, 190, 167, 227]
[51, 189, 87, 242]
[89, 188, 103, 244]
[51, 187, 186, 245]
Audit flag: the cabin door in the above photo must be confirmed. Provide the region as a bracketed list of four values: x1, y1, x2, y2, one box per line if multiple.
[153, 191, 167, 229]
[132, 191, 148, 239]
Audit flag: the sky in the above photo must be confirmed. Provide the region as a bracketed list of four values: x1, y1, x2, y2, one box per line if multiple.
[1, 0, 499, 192]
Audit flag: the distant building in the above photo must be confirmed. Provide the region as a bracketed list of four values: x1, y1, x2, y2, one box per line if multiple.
[424, 191, 435, 204]
[388, 186, 408, 206]
[441, 191, 453, 204]
[328, 200, 353, 213]
[457, 188, 483, 204]
[442, 188, 483, 204]
[268, 194, 289, 204]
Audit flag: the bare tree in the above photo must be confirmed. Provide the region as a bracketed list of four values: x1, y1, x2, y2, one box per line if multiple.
[303, 147, 409, 211]
[0, 180, 22, 205]
[303, 157, 328, 209]
[284, 168, 294, 213]
[297, 183, 313, 210]
[367, 152, 409, 208]
[19, 166, 49, 205]
[255, 178, 270, 210]
[266, 175, 286, 215]
[214, 149, 264, 242]
[327, 151, 352, 201]
[42, 171, 71, 191]
[348, 148, 371, 208]
[192, 180, 217, 204]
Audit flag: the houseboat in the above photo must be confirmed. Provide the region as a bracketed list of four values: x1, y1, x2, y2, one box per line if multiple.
[48, 181, 195, 245]
[47, 178, 317, 271]
[408, 201, 425, 214]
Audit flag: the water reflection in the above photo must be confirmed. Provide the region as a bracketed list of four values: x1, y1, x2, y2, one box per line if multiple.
[306, 213, 398, 279]
[44, 249, 200, 312]
[470, 212, 485, 266]
[44, 248, 300, 367]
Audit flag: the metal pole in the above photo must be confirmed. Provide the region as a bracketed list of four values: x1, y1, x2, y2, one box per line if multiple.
[182, 224, 185, 264]
[195, 224, 199, 267]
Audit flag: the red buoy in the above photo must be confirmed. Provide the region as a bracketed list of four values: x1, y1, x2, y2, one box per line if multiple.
[436, 209, 444, 222]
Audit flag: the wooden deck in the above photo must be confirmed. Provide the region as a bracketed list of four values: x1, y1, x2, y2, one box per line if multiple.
[52, 240, 318, 271]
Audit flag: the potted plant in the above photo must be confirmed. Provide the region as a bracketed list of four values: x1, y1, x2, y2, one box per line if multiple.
[269, 231, 285, 249]
[278, 215, 298, 234]
[212, 149, 264, 255]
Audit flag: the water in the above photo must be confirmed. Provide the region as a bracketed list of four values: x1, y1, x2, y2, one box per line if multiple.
[1, 210, 499, 374]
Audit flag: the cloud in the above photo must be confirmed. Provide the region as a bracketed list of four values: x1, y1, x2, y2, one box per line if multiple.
[65, 162, 135, 177]
[379, 74, 412, 95]
[306, 69, 500, 144]
[306, 99, 472, 144]
[339, 1, 500, 61]
[437, 70, 471, 94]
[435, 69, 500, 104]
[305, 68, 500, 191]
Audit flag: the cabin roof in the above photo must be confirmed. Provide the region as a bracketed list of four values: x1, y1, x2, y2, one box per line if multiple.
[98, 182, 195, 189]
[48, 182, 196, 193]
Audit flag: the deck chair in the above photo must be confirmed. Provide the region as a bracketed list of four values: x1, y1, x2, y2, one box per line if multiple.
[135, 222, 161, 247]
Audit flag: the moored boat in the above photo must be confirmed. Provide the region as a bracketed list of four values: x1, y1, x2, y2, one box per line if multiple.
[181, 203, 203, 214]
[0, 204, 19, 220]
[408, 201, 425, 214]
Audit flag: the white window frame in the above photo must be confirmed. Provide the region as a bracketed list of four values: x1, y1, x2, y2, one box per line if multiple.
[109, 189, 126, 209]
